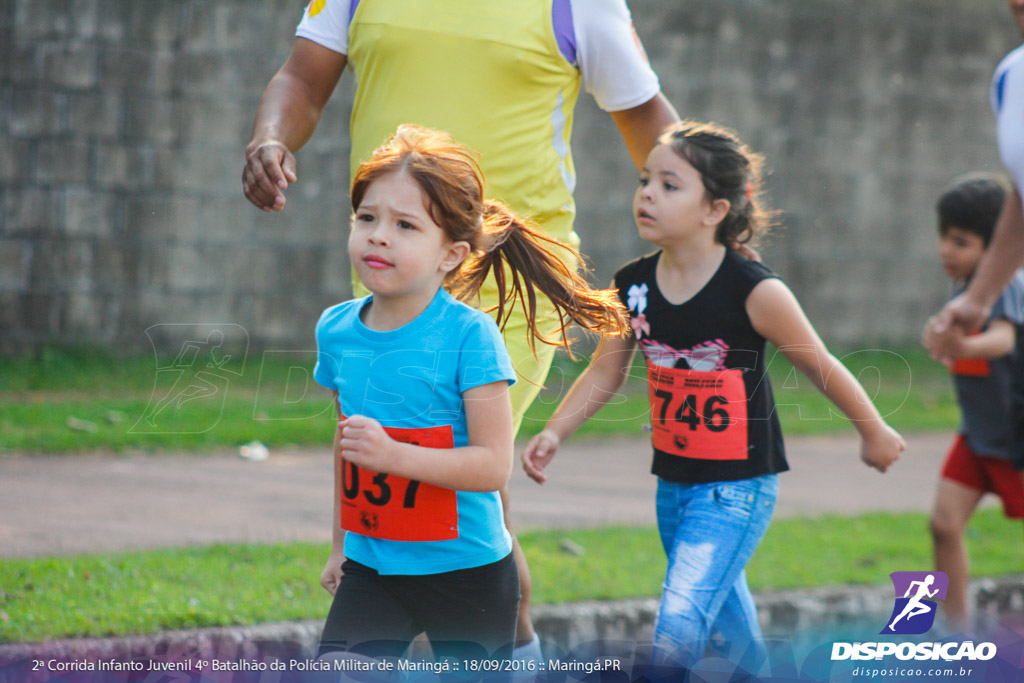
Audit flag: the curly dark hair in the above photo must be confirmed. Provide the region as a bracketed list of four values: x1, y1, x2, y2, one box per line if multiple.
[657, 120, 775, 247]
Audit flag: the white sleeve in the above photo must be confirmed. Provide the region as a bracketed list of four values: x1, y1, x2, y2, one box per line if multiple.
[570, 0, 661, 112]
[294, 0, 353, 56]
[995, 48, 1024, 192]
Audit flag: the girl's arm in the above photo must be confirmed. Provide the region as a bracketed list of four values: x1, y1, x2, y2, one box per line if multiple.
[522, 333, 637, 484]
[923, 317, 1015, 362]
[321, 391, 346, 595]
[338, 380, 514, 493]
[746, 278, 905, 473]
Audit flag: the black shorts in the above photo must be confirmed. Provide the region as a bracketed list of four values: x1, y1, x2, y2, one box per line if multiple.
[318, 553, 519, 661]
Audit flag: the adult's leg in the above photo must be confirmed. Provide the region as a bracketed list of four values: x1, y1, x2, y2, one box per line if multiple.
[318, 560, 420, 660]
[1011, 322, 1024, 474]
[999, 323, 1024, 563]
[1010, 322, 1024, 498]
[653, 475, 778, 667]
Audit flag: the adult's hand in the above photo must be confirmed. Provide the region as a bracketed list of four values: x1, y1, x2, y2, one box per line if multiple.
[242, 38, 347, 212]
[243, 139, 297, 212]
[931, 292, 990, 339]
[922, 293, 989, 368]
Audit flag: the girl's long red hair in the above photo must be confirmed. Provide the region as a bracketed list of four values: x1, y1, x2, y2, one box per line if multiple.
[351, 124, 628, 351]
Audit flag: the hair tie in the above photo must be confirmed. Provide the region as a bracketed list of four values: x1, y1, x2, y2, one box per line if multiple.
[745, 181, 753, 203]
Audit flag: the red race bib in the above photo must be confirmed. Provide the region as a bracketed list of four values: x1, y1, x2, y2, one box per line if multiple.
[950, 357, 990, 377]
[340, 423, 459, 542]
[647, 366, 749, 460]
[950, 331, 991, 377]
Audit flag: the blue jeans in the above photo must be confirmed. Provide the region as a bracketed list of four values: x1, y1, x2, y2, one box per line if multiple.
[653, 474, 779, 666]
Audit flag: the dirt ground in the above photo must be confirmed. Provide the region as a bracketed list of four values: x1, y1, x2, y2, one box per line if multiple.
[0, 432, 960, 558]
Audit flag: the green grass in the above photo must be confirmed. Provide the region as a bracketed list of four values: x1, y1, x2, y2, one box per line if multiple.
[528, 509, 1023, 601]
[0, 347, 337, 453]
[1, 508, 1019, 644]
[0, 346, 957, 453]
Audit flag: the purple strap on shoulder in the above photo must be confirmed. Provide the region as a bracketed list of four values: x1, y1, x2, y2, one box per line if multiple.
[552, 0, 577, 65]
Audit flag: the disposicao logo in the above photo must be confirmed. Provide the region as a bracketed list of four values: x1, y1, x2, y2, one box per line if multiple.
[830, 570, 997, 663]
[881, 571, 948, 635]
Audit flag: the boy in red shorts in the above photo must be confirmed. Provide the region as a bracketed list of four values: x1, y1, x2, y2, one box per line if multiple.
[923, 173, 1024, 632]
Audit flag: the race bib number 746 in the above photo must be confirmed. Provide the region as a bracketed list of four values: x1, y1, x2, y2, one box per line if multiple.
[340, 423, 459, 541]
[647, 366, 749, 460]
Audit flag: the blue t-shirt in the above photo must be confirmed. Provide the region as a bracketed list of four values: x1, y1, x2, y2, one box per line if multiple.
[313, 288, 516, 575]
[952, 270, 1024, 459]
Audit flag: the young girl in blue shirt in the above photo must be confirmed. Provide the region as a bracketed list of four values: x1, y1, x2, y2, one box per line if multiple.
[521, 120, 906, 670]
[312, 124, 627, 663]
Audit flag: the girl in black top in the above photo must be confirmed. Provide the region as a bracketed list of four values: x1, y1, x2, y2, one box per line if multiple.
[522, 121, 905, 669]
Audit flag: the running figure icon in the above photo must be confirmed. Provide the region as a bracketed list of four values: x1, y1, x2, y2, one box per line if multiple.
[881, 571, 949, 635]
[130, 324, 249, 435]
[888, 575, 939, 631]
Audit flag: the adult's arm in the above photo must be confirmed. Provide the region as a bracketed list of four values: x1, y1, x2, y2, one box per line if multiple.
[242, 38, 347, 212]
[571, 0, 678, 170]
[609, 92, 680, 171]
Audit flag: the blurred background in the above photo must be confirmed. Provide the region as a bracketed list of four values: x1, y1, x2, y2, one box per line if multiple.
[0, 0, 1017, 355]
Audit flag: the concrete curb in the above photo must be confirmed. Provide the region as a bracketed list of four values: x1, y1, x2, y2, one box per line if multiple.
[2, 577, 1022, 663]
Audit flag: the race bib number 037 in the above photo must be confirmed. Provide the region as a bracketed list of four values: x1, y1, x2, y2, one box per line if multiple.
[340, 423, 459, 542]
[647, 366, 749, 460]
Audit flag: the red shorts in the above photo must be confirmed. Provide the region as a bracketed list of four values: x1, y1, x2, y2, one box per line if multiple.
[941, 435, 1024, 519]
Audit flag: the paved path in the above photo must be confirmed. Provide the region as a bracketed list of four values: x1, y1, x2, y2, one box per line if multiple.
[0, 432, 961, 558]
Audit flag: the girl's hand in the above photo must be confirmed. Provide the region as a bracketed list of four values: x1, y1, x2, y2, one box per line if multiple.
[522, 429, 561, 484]
[320, 547, 345, 595]
[339, 415, 396, 470]
[860, 424, 905, 473]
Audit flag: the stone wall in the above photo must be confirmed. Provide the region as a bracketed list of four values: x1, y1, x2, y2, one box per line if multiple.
[0, 0, 1019, 353]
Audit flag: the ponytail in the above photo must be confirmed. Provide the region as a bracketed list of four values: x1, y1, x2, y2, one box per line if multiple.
[448, 200, 629, 353]
[353, 124, 628, 351]
[715, 179, 764, 249]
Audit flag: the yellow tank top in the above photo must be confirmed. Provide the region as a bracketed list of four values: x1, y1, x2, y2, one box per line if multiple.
[347, 0, 582, 247]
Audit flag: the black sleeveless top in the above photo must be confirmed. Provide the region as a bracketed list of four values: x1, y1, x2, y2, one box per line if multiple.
[614, 249, 789, 484]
